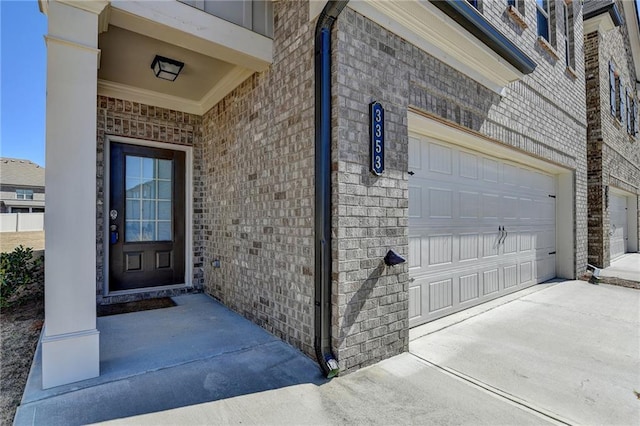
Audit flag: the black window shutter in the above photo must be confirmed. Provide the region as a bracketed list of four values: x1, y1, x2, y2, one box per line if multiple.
[633, 99, 638, 136]
[620, 80, 626, 126]
[609, 62, 616, 116]
[627, 89, 632, 133]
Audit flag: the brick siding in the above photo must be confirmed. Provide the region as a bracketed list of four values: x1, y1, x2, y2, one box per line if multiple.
[585, 0, 640, 267]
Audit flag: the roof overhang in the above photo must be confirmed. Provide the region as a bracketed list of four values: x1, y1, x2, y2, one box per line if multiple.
[583, 1, 623, 34]
[347, 0, 536, 94]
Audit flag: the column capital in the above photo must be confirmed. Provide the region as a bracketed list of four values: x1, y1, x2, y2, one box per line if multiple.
[40, 0, 110, 33]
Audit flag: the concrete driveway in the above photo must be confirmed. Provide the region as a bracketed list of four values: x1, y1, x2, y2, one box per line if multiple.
[410, 280, 640, 426]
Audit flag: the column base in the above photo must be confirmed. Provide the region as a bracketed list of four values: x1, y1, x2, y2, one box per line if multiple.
[42, 328, 100, 389]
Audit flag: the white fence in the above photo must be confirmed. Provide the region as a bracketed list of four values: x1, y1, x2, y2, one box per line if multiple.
[0, 213, 45, 232]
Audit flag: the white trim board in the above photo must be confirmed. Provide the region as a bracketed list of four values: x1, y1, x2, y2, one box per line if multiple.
[103, 135, 194, 297]
[98, 65, 254, 115]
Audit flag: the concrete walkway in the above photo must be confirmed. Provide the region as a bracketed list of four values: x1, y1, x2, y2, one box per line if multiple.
[600, 253, 640, 282]
[15, 281, 638, 425]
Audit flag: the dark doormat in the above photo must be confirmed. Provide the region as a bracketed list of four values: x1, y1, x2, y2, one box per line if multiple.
[97, 297, 176, 317]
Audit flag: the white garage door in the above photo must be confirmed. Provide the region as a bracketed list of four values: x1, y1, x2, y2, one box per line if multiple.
[609, 192, 628, 261]
[408, 135, 556, 326]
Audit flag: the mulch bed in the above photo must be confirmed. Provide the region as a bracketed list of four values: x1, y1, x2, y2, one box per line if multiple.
[0, 279, 44, 426]
[97, 297, 176, 317]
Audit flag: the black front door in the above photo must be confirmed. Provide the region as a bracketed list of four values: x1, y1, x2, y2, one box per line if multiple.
[109, 142, 185, 291]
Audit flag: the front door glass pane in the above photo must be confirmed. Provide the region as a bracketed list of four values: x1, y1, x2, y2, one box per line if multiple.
[125, 156, 172, 242]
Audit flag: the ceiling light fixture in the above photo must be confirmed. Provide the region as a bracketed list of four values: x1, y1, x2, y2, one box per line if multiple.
[150, 55, 184, 81]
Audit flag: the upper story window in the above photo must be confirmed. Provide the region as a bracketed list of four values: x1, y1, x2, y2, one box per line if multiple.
[16, 189, 33, 200]
[563, 1, 575, 69]
[626, 89, 638, 137]
[178, 0, 273, 38]
[467, 0, 481, 11]
[536, 0, 556, 46]
[508, 0, 526, 16]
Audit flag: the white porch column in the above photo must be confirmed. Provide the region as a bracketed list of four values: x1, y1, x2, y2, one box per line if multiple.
[41, 0, 108, 389]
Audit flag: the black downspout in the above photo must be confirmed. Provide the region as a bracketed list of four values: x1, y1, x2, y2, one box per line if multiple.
[314, 0, 349, 379]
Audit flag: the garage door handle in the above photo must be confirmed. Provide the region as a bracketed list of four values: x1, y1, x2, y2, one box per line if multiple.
[499, 227, 508, 245]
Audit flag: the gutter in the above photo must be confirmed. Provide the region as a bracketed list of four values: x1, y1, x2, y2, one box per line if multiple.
[431, 0, 536, 74]
[314, 0, 349, 379]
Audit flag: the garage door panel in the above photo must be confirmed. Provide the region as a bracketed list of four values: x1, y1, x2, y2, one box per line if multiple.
[482, 193, 500, 219]
[429, 142, 453, 175]
[520, 198, 533, 220]
[408, 136, 422, 169]
[428, 234, 453, 266]
[502, 196, 519, 220]
[408, 285, 421, 320]
[482, 232, 500, 258]
[408, 236, 421, 269]
[459, 233, 480, 261]
[408, 186, 422, 217]
[483, 268, 500, 295]
[459, 273, 480, 303]
[503, 232, 518, 254]
[520, 261, 533, 284]
[459, 151, 479, 179]
[429, 278, 454, 313]
[459, 191, 480, 219]
[409, 134, 557, 327]
[520, 231, 533, 252]
[482, 158, 499, 183]
[504, 264, 518, 289]
[429, 188, 453, 218]
[503, 163, 519, 187]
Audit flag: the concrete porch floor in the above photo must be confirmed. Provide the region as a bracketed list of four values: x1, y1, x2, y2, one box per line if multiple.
[14, 293, 326, 425]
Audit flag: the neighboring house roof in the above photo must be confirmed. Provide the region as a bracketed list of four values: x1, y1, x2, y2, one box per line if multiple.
[583, 0, 623, 27]
[0, 158, 45, 187]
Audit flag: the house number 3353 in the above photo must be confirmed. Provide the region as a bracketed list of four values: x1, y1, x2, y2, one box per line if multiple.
[370, 101, 385, 176]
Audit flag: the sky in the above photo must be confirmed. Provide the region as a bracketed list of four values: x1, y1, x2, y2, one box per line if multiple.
[1, 1, 47, 167]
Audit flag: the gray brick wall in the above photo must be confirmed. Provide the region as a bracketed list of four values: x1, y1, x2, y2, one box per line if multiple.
[198, 1, 317, 356]
[332, 1, 588, 371]
[95, 96, 204, 304]
[585, 0, 640, 267]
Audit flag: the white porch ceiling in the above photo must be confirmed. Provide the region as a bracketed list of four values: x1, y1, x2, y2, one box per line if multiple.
[98, 26, 235, 102]
[97, 2, 273, 115]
